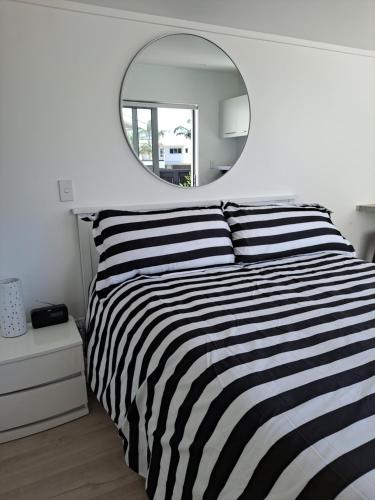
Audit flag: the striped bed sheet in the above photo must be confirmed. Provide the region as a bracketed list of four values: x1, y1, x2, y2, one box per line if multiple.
[86, 251, 375, 500]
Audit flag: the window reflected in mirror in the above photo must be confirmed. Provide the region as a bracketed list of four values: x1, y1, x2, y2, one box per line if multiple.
[122, 103, 197, 187]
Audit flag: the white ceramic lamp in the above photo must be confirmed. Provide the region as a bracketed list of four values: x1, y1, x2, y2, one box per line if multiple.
[0, 278, 27, 338]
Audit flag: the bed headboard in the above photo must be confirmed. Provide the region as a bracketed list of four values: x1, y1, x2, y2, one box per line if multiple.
[73, 195, 295, 312]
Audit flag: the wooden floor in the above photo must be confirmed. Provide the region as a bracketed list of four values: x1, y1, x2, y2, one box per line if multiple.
[0, 396, 148, 499]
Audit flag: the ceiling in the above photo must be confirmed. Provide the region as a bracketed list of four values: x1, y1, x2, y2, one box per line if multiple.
[67, 0, 375, 50]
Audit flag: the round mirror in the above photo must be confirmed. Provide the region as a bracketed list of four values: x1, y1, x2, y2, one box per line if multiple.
[120, 34, 250, 188]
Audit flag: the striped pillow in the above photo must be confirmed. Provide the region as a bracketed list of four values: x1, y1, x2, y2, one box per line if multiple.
[93, 206, 235, 297]
[223, 202, 355, 263]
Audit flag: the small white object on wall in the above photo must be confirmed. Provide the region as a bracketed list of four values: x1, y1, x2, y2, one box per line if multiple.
[58, 179, 74, 202]
[0, 278, 27, 338]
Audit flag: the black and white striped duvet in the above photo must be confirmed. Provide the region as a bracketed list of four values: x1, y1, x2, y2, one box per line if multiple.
[87, 252, 375, 499]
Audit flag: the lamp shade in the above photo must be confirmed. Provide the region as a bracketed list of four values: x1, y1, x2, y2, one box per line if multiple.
[0, 278, 27, 338]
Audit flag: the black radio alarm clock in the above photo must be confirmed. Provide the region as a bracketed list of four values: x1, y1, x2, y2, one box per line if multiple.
[31, 304, 69, 329]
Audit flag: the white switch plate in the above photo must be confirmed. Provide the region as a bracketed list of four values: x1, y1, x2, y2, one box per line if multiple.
[58, 179, 74, 202]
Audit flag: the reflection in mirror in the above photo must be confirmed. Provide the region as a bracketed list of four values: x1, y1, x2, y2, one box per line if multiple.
[122, 102, 197, 186]
[120, 34, 250, 188]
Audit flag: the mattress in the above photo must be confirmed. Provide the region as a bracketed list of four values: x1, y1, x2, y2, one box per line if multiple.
[86, 251, 375, 499]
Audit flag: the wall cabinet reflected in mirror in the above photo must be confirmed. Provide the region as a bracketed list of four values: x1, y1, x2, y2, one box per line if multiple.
[220, 95, 249, 138]
[120, 34, 251, 188]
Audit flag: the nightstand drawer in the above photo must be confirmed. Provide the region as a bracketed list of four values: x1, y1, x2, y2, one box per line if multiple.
[0, 375, 87, 432]
[0, 346, 84, 395]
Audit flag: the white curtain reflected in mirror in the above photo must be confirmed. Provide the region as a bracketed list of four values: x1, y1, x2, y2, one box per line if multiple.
[120, 34, 250, 188]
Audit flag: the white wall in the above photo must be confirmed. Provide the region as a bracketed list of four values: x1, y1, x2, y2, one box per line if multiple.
[1, 0, 375, 319]
[124, 62, 244, 185]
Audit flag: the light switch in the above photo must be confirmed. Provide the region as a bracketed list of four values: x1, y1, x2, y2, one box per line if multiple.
[58, 179, 74, 202]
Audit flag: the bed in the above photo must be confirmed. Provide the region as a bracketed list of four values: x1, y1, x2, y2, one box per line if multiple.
[74, 197, 375, 500]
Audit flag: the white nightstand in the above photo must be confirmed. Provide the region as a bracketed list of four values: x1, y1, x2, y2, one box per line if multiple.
[0, 316, 88, 443]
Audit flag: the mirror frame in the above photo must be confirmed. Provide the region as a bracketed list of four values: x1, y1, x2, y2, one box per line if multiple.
[119, 33, 251, 189]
